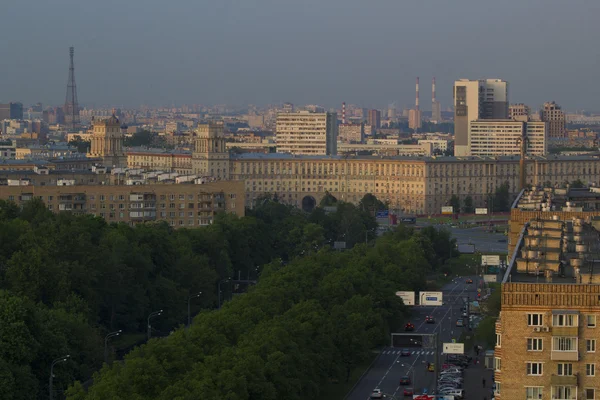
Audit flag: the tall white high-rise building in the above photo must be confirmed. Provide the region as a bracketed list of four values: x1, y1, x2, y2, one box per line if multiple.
[453, 79, 509, 156]
[276, 111, 338, 156]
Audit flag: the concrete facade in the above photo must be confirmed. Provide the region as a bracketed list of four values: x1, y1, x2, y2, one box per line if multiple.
[469, 120, 547, 156]
[276, 111, 338, 156]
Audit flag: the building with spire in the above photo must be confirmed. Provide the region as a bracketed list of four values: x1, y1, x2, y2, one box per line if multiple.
[192, 122, 230, 179]
[87, 112, 126, 168]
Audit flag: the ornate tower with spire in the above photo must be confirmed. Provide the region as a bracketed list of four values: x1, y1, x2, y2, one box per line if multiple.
[88, 110, 126, 168]
[192, 122, 230, 179]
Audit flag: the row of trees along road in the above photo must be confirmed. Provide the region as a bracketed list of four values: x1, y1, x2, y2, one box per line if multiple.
[0, 194, 457, 399]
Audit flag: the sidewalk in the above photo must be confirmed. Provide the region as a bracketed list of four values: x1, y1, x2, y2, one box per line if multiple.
[462, 345, 494, 399]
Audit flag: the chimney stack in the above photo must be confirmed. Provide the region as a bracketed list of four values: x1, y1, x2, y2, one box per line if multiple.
[342, 102, 346, 124]
[415, 77, 420, 110]
[432, 77, 436, 102]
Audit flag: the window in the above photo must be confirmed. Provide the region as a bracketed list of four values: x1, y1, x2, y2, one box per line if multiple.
[553, 314, 578, 327]
[496, 333, 501, 347]
[588, 339, 596, 352]
[495, 382, 501, 395]
[553, 337, 577, 351]
[526, 387, 543, 399]
[586, 388, 595, 399]
[494, 357, 501, 371]
[527, 362, 543, 376]
[528, 313, 543, 326]
[558, 363, 573, 376]
[587, 364, 596, 377]
[527, 338, 543, 351]
[553, 386, 575, 399]
[588, 315, 596, 328]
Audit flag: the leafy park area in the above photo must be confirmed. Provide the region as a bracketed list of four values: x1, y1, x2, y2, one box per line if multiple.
[0, 194, 458, 399]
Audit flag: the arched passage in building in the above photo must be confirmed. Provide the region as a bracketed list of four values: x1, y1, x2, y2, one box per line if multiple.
[301, 196, 316, 212]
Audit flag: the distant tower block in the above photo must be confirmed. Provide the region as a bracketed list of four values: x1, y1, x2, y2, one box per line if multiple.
[432, 77, 442, 123]
[64, 46, 80, 130]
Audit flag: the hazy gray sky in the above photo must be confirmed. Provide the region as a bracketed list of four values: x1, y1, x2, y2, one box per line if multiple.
[1, 0, 599, 111]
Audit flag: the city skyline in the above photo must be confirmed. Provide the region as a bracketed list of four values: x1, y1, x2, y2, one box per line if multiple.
[1, 0, 599, 110]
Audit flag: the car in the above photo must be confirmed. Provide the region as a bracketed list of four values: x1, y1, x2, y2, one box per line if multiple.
[425, 315, 435, 324]
[456, 319, 464, 327]
[466, 279, 473, 284]
[441, 368, 462, 374]
[404, 322, 415, 331]
[403, 387, 414, 396]
[399, 375, 411, 385]
[370, 388, 383, 399]
[462, 311, 468, 317]
[401, 348, 412, 356]
[498, 238, 507, 242]
[439, 389, 465, 399]
[427, 363, 435, 372]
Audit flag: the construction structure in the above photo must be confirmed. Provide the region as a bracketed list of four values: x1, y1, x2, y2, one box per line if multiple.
[496, 189, 600, 399]
[541, 101, 567, 139]
[63, 47, 80, 130]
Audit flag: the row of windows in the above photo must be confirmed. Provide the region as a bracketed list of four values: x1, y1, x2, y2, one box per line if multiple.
[527, 313, 596, 327]
[497, 334, 596, 353]
[497, 361, 598, 377]
[524, 386, 594, 400]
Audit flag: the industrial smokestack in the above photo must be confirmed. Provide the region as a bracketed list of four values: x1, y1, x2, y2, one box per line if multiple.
[432, 77, 436, 102]
[342, 102, 346, 124]
[415, 77, 420, 110]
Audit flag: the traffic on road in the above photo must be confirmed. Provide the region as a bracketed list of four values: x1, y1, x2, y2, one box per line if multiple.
[347, 276, 483, 400]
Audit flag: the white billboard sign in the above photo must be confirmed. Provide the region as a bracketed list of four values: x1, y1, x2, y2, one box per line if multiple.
[443, 343, 465, 354]
[482, 255, 500, 266]
[441, 206, 453, 214]
[483, 274, 498, 283]
[475, 208, 488, 215]
[396, 291, 415, 306]
[420, 291, 443, 306]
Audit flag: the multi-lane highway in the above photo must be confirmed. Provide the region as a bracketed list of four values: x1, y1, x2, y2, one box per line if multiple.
[346, 276, 482, 400]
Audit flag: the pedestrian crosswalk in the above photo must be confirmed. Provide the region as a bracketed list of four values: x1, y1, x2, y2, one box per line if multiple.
[382, 349, 444, 356]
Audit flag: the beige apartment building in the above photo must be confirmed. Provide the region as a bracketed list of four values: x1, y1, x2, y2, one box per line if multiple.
[497, 198, 600, 400]
[509, 103, 531, 122]
[542, 101, 567, 139]
[276, 111, 338, 155]
[469, 120, 547, 156]
[0, 181, 245, 227]
[338, 123, 364, 143]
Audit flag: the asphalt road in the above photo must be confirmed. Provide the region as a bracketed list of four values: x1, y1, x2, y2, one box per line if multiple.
[346, 276, 482, 400]
[447, 226, 508, 254]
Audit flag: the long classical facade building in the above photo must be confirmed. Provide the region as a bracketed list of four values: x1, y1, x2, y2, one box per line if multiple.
[4, 120, 600, 216]
[123, 122, 600, 215]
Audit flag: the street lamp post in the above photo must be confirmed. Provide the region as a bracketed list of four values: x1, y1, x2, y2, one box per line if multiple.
[187, 292, 202, 327]
[218, 278, 230, 309]
[49, 355, 70, 400]
[104, 330, 122, 364]
[147, 310, 163, 340]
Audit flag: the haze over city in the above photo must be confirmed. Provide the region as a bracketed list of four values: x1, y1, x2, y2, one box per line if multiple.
[2, 0, 599, 109]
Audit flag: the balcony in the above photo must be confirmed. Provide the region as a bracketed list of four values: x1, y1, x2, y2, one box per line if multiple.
[552, 327, 578, 336]
[551, 351, 579, 361]
[551, 374, 578, 386]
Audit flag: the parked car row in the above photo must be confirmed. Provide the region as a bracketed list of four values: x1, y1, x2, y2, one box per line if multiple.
[437, 356, 470, 399]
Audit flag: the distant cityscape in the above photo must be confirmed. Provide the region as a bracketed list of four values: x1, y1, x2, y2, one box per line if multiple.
[1, 47, 600, 222]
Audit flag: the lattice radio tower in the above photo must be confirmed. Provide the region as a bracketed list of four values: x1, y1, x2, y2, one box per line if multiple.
[64, 46, 80, 129]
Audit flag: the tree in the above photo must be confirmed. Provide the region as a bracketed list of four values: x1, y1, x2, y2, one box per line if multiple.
[358, 194, 386, 214]
[488, 182, 510, 212]
[124, 131, 155, 147]
[319, 192, 338, 208]
[68, 136, 91, 153]
[448, 195, 461, 214]
[571, 179, 585, 188]
[463, 195, 474, 214]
